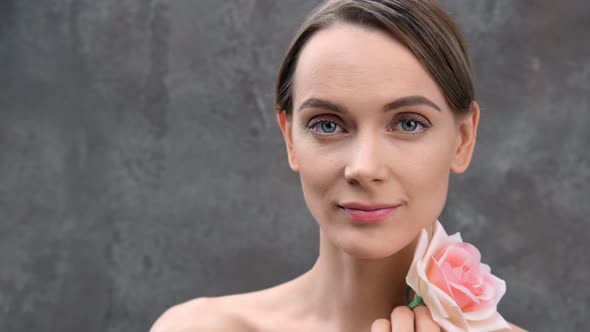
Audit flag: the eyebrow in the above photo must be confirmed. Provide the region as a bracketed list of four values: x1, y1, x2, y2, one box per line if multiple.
[298, 95, 441, 113]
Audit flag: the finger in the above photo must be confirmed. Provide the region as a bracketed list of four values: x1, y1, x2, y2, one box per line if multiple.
[371, 319, 391, 332]
[413, 306, 440, 332]
[390, 306, 414, 332]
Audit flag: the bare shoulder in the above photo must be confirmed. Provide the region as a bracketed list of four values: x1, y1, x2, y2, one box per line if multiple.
[149, 297, 254, 332]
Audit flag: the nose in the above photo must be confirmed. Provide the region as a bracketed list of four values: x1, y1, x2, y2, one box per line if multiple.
[344, 133, 388, 186]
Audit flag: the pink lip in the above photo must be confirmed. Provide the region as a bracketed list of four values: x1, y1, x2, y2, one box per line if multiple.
[338, 203, 400, 223]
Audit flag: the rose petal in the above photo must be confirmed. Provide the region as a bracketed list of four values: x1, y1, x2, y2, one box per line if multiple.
[406, 226, 430, 291]
[420, 277, 449, 318]
[422, 221, 456, 263]
[439, 260, 462, 286]
[463, 303, 498, 321]
[473, 274, 498, 302]
[479, 263, 492, 274]
[448, 281, 480, 308]
[426, 257, 454, 297]
[453, 242, 482, 264]
[423, 280, 469, 332]
[467, 312, 511, 332]
[491, 275, 507, 304]
[437, 244, 476, 268]
[417, 260, 453, 319]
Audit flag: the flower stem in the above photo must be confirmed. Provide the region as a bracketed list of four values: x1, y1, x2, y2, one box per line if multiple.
[406, 285, 426, 309]
[408, 294, 425, 309]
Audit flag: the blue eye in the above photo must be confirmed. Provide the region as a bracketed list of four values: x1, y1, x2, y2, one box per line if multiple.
[306, 114, 431, 137]
[393, 115, 431, 134]
[320, 122, 338, 133]
[307, 119, 343, 135]
[399, 119, 421, 131]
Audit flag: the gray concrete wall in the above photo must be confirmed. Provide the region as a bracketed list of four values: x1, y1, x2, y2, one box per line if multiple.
[0, 1, 588, 331]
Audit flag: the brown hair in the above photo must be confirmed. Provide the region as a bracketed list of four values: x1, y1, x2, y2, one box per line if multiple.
[274, 0, 475, 119]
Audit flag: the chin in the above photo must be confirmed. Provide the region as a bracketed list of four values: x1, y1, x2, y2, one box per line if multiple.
[329, 230, 417, 260]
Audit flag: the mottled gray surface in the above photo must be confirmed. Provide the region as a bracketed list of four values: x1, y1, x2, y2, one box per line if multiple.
[0, 1, 588, 331]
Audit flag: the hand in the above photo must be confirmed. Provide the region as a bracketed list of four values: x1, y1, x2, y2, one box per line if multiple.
[371, 306, 442, 332]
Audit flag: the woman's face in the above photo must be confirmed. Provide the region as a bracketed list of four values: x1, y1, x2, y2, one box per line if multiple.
[278, 24, 479, 258]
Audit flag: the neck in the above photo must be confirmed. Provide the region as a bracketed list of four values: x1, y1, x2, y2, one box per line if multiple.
[298, 225, 433, 332]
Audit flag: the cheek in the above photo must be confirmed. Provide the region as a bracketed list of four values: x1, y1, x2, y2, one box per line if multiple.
[292, 125, 341, 184]
[406, 146, 453, 188]
[398, 137, 455, 221]
[292, 136, 341, 213]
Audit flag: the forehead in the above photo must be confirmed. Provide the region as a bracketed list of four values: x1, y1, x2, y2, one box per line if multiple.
[293, 24, 446, 109]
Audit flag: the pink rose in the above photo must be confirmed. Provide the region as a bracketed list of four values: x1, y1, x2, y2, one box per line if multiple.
[405, 220, 510, 332]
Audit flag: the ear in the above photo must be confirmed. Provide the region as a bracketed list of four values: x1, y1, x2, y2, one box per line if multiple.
[450, 101, 480, 174]
[276, 111, 299, 172]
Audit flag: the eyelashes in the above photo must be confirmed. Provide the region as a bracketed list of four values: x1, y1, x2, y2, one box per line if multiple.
[305, 113, 432, 137]
[306, 118, 344, 135]
[393, 114, 432, 133]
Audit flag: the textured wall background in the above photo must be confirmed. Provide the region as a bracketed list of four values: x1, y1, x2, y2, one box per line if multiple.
[1, 1, 588, 331]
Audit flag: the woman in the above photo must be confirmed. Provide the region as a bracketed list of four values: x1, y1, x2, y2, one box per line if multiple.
[151, 0, 526, 331]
